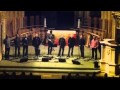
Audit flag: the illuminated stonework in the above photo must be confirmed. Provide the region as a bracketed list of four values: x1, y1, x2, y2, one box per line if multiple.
[0, 11, 24, 61]
[112, 11, 120, 29]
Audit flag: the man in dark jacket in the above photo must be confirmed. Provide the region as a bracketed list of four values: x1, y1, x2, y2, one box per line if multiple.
[67, 35, 76, 57]
[14, 34, 21, 58]
[22, 34, 29, 57]
[47, 30, 55, 55]
[4, 35, 11, 60]
[58, 35, 66, 56]
[32, 33, 41, 57]
[79, 35, 85, 58]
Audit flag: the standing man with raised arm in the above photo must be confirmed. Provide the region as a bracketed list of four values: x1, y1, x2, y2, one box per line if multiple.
[3, 35, 11, 60]
[47, 30, 55, 55]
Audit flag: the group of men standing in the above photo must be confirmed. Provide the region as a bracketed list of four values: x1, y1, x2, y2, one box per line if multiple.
[78, 32, 101, 60]
[3, 30, 101, 61]
[4, 33, 41, 60]
[47, 30, 76, 57]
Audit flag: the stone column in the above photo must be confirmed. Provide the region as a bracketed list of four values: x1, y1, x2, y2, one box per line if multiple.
[107, 11, 112, 38]
[112, 11, 120, 42]
[100, 12, 120, 76]
[44, 18, 47, 28]
[0, 23, 2, 61]
[111, 13, 116, 40]
[21, 11, 24, 28]
[1, 18, 6, 59]
[101, 11, 105, 30]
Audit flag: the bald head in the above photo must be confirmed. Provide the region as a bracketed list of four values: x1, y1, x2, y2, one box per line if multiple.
[80, 35, 83, 39]
[35, 33, 38, 37]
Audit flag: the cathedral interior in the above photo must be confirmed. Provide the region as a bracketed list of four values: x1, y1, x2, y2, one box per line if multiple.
[0, 11, 120, 79]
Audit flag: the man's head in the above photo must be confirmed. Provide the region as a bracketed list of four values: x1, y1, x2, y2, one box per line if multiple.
[6, 35, 8, 38]
[25, 34, 27, 37]
[93, 36, 96, 40]
[80, 35, 83, 39]
[35, 33, 38, 37]
[50, 30, 52, 34]
[96, 36, 99, 40]
[16, 34, 19, 37]
[82, 31, 84, 34]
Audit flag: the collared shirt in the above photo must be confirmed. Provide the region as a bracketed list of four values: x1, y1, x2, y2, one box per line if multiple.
[90, 39, 98, 48]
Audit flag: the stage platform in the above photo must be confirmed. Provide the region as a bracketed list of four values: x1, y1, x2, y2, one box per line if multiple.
[0, 55, 100, 73]
[0, 45, 101, 79]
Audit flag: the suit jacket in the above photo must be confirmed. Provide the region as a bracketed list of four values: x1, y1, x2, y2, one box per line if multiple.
[14, 37, 21, 47]
[32, 37, 41, 47]
[68, 37, 76, 47]
[59, 37, 66, 47]
[22, 37, 29, 46]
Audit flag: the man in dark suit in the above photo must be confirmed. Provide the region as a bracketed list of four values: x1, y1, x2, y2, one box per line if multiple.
[67, 35, 76, 57]
[58, 35, 66, 56]
[32, 33, 41, 57]
[22, 34, 29, 57]
[3, 35, 11, 60]
[47, 30, 55, 55]
[79, 35, 85, 58]
[14, 34, 21, 58]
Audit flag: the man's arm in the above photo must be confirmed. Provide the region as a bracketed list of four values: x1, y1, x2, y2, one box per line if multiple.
[64, 38, 66, 46]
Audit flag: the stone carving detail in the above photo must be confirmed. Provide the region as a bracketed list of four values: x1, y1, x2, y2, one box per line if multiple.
[112, 11, 120, 28]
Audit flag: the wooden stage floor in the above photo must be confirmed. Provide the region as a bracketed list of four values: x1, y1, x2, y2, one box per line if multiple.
[0, 56, 100, 73]
[0, 45, 101, 78]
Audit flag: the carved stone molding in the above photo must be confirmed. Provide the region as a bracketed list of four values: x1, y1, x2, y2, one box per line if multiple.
[112, 11, 120, 29]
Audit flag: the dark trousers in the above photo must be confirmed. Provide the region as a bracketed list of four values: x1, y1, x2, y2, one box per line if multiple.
[68, 46, 74, 56]
[23, 45, 28, 57]
[48, 46, 52, 55]
[98, 46, 101, 59]
[34, 47, 40, 56]
[5, 47, 10, 59]
[58, 46, 64, 56]
[15, 46, 20, 57]
[80, 45, 84, 58]
[92, 48, 97, 60]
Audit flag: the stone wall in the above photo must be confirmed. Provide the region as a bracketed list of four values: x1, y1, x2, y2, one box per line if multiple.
[0, 11, 24, 61]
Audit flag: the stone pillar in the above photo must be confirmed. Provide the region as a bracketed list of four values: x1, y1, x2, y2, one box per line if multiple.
[44, 18, 47, 28]
[100, 39, 120, 76]
[0, 23, 2, 61]
[2, 18, 6, 58]
[111, 14, 116, 40]
[100, 12, 120, 77]
[101, 11, 105, 30]
[107, 11, 112, 38]
[21, 11, 24, 28]
[112, 11, 120, 42]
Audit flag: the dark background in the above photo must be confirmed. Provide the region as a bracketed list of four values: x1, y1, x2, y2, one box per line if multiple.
[25, 11, 75, 29]
[25, 11, 101, 29]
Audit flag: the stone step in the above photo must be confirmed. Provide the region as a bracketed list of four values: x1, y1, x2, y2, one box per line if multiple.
[0, 67, 100, 74]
